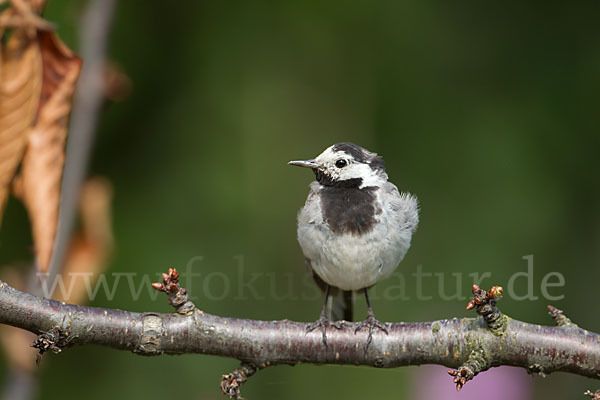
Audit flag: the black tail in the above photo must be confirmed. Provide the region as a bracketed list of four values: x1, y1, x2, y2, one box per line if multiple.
[312, 272, 353, 321]
[330, 289, 353, 322]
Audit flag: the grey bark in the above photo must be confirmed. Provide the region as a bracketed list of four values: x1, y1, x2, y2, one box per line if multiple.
[0, 280, 598, 380]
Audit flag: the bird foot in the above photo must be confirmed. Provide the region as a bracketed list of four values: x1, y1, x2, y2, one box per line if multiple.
[354, 312, 389, 350]
[306, 314, 344, 347]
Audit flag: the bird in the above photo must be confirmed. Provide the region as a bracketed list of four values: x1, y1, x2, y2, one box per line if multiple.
[289, 142, 419, 347]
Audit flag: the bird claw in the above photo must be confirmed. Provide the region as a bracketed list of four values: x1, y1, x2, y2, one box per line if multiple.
[354, 313, 389, 350]
[306, 314, 344, 347]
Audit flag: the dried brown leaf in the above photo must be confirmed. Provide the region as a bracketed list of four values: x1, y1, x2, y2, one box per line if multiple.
[53, 177, 114, 305]
[0, 29, 43, 225]
[11, 0, 49, 16]
[0, 0, 52, 32]
[0, 0, 69, 370]
[20, 31, 82, 273]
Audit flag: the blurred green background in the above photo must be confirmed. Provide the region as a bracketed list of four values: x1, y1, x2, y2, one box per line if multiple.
[1, 1, 599, 399]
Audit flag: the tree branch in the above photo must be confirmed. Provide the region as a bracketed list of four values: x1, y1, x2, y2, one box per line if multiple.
[0, 277, 598, 398]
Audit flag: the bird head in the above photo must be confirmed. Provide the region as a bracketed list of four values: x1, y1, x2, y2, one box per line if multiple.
[289, 142, 388, 188]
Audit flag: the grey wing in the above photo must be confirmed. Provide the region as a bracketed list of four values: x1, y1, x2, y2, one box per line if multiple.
[380, 181, 419, 234]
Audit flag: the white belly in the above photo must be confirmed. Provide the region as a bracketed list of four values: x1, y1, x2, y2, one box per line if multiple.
[298, 221, 412, 291]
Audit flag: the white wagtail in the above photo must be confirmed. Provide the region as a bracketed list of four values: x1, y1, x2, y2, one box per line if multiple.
[289, 142, 419, 346]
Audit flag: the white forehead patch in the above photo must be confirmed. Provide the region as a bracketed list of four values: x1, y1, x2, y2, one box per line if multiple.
[315, 146, 343, 163]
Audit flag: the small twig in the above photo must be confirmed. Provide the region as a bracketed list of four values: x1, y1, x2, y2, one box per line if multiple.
[447, 285, 507, 390]
[584, 389, 600, 399]
[152, 268, 196, 315]
[548, 305, 578, 328]
[221, 362, 263, 399]
[466, 284, 507, 335]
[42, 0, 117, 297]
[447, 346, 490, 391]
[30, 326, 72, 365]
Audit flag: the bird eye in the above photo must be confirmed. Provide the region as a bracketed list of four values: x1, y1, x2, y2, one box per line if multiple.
[335, 159, 347, 168]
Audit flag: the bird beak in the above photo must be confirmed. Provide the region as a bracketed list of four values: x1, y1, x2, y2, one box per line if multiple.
[288, 159, 323, 169]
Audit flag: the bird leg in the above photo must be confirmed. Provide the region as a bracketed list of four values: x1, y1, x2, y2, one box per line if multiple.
[354, 288, 389, 349]
[306, 285, 344, 347]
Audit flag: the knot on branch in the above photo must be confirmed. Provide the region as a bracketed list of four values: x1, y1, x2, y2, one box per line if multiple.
[466, 285, 507, 335]
[30, 327, 72, 365]
[135, 314, 164, 355]
[584, 390, 600, 399]
[221, 362, 261, 399]
[548, 305, 577, 328]
[152, 268, 195, 315]
[447, 347, 491, 391]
